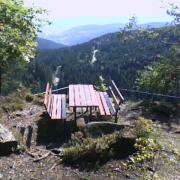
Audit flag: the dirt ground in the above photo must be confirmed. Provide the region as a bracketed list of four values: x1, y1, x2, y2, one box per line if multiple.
[0, 102, 180, 180]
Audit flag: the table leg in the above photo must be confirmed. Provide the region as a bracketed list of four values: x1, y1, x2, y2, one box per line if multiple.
[115, 109, 118, 123]
[90, 107, 92, 122]
[74, 107, 77, 129]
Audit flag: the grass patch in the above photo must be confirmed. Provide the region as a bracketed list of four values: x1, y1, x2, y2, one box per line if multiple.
[0, 88, 32, 113]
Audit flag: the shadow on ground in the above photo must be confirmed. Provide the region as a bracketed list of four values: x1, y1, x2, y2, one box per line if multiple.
[141, 102, 180, 130]
[36, 112, 75, 149]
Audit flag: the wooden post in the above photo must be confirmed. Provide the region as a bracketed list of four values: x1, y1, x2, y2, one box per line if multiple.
[115, 109, 118, 123]
[0, 66, 2, 95]
[90, 107, 92, 122]
[26, 126, 33, 149]
[20, 127, 25, 137]
[63, 119, 68, 138]
[74, 107, 77, 130]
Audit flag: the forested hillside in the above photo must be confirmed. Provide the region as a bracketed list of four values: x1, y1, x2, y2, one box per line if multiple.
[26, 26, 177, 93]
[37, 38, 65, 49]
[2, 24, 179, 97]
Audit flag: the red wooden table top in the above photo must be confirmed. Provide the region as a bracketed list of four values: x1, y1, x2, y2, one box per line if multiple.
[69, 84, 99, 107]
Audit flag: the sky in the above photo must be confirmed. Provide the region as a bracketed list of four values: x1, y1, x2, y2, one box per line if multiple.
[24, 0, 179, 33]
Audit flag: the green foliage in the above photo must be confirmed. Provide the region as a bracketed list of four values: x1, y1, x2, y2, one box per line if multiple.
[135, 117, 153, 138]
[97, 76, 108, 91]
[137, 56, 180, 96]
[133, 137, 161, 163]
[136, 5, 180, 97]
[0, 0, 47, 94]
[0, 0, 45, 66]
[61, 131, 122, 163]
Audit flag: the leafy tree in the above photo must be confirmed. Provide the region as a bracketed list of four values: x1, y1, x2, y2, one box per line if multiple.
[0, 0, 46, 94]
[137, 4, 180, 96]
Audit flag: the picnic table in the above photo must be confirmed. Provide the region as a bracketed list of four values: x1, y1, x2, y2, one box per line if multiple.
[69, 84, 99, 127]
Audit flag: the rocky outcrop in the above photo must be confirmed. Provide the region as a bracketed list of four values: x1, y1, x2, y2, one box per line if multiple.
[0, 124, 17, 155]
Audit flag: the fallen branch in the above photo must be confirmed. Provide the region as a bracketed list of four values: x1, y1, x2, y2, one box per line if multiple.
[26, 149, 38, 158]
[49, 162, 60, 171]
[33, 152, 51, 162]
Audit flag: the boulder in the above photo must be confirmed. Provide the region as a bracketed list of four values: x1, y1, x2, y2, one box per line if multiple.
[81, 121, 126, 138]
[0, 124, 17, 155]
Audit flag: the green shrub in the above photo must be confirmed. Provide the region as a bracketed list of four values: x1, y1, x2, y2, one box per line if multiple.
[135, 117, 153, 138]
[61, 131, 122, 163]
[25, 93, 34, 102]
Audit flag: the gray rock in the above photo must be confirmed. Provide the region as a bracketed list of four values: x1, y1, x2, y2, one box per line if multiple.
[81, 121, 125, 138]
[0, 124, 17, 155]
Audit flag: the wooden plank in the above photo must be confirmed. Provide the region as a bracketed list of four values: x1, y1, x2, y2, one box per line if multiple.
[61, 94, 66, 119]
[49, 95, 54, 117]
[47, 87, 52, 110]
[69, 85, 75, 106]
[111, 80, 124, 101]
[56, 95, 61, 119]
[74, 85, 81, 106]
[51, 95, 58, 119]
[84, 85, 93, 106]
[88, 85, 98, 106]
[104, 93, 116, 115]
[78, 85, 86, 106]
[44, 83, 50, 107]
[100, 92, 111, 115]
[96, 91, 105, 115]
[47, 93, 52, 114]
[109, 86, 119, 109]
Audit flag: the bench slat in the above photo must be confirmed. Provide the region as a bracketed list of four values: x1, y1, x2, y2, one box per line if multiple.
[84, 85, 92, 106]
[49, 95, 54, 117]
[56, 95, 61, 119]
[104, 93, 116, 115]
[79, 85, 86, 106]
[61, 95, 66, 119]
[88, 85, 98, 106]
[111, 80, 124, 101]
[100, 92, 111, 115]
[51, 95, 58, 119]
[69, 85, 75, 106]
[44, 83, 66, 120]
[47, 92, 52, 114]
[44, 83, 50, 107]
[109, 86, 119, 109]
[96, 91, 105, 115]
[74, 85, 81, 106]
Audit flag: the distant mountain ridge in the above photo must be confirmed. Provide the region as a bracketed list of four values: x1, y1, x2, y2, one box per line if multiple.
[37, 38, 65, 49]
[41, 22, 169, 45]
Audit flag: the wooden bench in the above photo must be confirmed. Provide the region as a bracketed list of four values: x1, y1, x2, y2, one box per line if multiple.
[44, 83, 66, 120]
[96, 80, 124, 122]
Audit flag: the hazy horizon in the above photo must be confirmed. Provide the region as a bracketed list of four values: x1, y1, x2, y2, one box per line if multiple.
[24, 0, 178, 34]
